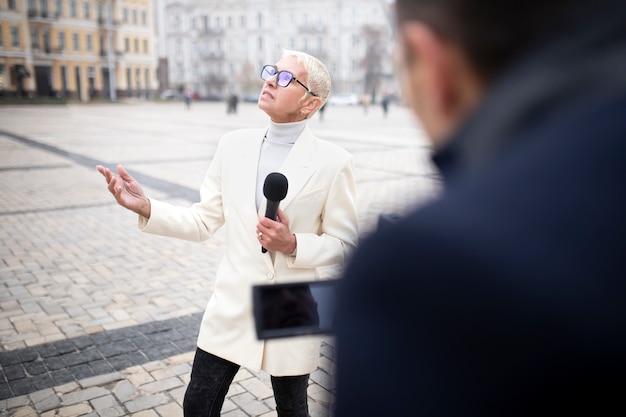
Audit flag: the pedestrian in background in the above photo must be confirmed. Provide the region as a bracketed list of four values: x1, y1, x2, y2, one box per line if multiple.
[227, 93, 239, 114]
[335, 0, 626, 415]
[380, 91, 390, 118]
[98, 49, 358, 417]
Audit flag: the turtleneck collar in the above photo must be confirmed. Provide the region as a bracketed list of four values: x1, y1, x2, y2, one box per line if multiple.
[266, 119, 307, 145]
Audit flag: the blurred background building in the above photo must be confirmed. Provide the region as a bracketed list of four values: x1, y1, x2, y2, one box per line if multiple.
[154, 0, 396, 103]
[1, 0, 396, 102]
[0, 0, 157, 100]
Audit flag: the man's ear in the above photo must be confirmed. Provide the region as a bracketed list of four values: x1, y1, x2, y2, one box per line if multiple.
[401, 22, 457, 118]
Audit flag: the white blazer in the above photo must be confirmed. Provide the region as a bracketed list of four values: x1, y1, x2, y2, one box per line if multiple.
[139, 125, 359, 375]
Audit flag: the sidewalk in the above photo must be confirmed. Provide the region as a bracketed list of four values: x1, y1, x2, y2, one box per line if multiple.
[0, 101, 440, 416]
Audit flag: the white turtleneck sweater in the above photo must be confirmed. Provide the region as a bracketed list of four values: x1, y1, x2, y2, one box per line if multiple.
[255, 119, 307, 210]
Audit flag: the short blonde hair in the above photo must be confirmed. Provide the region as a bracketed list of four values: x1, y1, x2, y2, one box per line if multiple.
[282, 49, 331, 118]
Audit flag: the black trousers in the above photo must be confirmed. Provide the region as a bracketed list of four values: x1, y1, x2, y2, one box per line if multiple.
[183, 347, 310, 417]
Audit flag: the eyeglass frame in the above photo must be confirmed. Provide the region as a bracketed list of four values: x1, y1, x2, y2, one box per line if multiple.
[260, 64, 318, 97]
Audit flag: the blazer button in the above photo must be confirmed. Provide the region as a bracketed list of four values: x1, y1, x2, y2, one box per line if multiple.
[265, 272, 274, 280]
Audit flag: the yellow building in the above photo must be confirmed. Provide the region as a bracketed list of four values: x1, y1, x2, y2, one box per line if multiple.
[0, 0, 156, 100]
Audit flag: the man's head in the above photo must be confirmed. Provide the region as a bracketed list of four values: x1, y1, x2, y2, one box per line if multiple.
[394, 0, 592, 146]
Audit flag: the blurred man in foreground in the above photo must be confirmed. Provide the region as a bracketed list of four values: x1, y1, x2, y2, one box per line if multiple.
[335, 0, 626, 415]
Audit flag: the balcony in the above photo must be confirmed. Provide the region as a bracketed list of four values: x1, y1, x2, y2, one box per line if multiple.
[198, 28, 224, 37]
[31, 46, 64, 55]
[299, 24, 326, 34]
[97, 17, 119, 28]
[302, 49, 328, 60]
[200, 51, 225, 60]
[27, 9, 60, 22]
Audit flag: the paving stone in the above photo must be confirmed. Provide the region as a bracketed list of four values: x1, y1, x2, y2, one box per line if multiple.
[111, 380, 137, 404]
[9, 405, 38, 417]
[230, 392, 272, 416]
[124, 393, 168, 413]
[89, 394, 118, 411]
[155, 401, 183, 417]
[130, 410, 159, 417]
[238, 378, 274, 400]
[61, 386, 109, 406]
[140, 377, 184, 394]
[6, 394, 30, 409]
[29, 388, 61, 413]
[57, 403, 93, 417]
[79, 372, 123, 389]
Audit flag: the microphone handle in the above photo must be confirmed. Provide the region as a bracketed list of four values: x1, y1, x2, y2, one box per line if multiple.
[261, 200, 281, 253]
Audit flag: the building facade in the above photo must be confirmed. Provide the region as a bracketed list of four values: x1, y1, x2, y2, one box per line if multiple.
[155, 0, 395, 102]
[0, 0, 157, 100]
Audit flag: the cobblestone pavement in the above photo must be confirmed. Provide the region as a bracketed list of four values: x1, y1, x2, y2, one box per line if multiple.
[0, 100, 441, 416]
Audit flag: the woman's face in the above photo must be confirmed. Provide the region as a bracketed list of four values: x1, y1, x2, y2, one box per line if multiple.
[258, 56, 314, 123]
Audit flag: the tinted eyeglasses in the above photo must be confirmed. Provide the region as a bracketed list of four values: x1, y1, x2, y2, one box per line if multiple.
[260, 65, 318, 97]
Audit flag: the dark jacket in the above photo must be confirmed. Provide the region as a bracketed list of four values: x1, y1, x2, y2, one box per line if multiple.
[335, 3, 626, 416]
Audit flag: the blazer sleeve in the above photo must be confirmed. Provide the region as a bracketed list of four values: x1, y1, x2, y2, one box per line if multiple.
[138, 139, 225, 241]
[288, 156, 359, 269]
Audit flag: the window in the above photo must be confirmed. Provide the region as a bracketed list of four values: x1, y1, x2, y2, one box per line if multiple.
[31, 27, 39, 48]
[126, 68, 131, 90]
[40, 0, 48, 15]
[56, 0, 63, 16]
[132, 9, 137, 24]
[134, 38, 138, 53]
[58, 31, 65, 50]
[240, 15, 245, 27]
[97, 3, 103, 20]
[11, 26, 19, 47]
[124, 37, 129, 52]
[84, 1, 90, 19]
[86, 34, 92, 51]
[145, 68, 150, 89]
[8, 0, 16, 10]
[143, 39, 148, 54]
[136, 68, 141, 89]
[0, 29, 3, 47]
[142, 11, 146, 25]
[258, 36, 263, 51]
[70, 0, 77, 17]
[28, 0, 35, 14]
[123, 8, 128, 22]
[257, 12, 263, 28]
[43, 29, 50, 51]
[72, 32, 79, 51]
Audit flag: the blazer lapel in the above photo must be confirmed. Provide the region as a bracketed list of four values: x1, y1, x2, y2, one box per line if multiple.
[278, 126, 317, 210]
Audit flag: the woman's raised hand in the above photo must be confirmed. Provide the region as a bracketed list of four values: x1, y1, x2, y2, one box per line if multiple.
[96, 164, 151, 218]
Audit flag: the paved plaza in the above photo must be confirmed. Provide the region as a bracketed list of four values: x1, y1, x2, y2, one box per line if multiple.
[0, 100, 440, 416]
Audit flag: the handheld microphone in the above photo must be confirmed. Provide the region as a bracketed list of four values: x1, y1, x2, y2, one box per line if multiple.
[262, 172, 288, 253]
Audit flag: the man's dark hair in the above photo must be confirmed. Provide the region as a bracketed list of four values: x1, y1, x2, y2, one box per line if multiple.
[394, 0, 609, 81]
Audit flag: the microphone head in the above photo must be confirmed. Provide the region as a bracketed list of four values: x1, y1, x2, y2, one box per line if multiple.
[263, 172, 288, 201]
